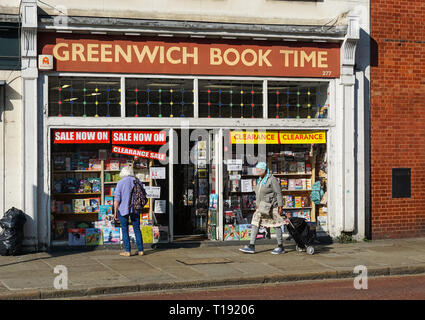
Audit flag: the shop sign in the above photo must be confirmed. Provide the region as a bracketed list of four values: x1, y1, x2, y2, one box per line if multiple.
[54, 129, 110, 144]
[112, 131, 167, 145]
[39, 34, 340, 78]
[38, 54, 53, 70]
[112, 145, 166, 161]
[230, 130, 326, 144]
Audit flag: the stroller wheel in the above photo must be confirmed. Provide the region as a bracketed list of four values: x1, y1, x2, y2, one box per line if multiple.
[295, 245, 304, 252]
[306, 246, 315, 255]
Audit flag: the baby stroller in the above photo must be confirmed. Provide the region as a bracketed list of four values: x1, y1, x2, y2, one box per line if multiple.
[284, 216, 316, 255]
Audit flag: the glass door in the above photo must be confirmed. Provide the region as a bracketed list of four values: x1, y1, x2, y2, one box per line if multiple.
[207, 129, 219, 240]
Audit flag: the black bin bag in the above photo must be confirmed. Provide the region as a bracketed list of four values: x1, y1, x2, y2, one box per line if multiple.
[0, 207, 27, 256]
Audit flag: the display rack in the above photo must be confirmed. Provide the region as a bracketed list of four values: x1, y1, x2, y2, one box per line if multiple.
[267, 146, 316, 222]
[50, 156, 155, 243]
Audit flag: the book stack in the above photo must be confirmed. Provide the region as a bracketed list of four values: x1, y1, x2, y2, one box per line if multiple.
[286, 178, 312, 191]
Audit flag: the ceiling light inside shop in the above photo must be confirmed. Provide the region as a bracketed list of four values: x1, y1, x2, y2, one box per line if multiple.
[63, 98, 79, 102]
[85, 93, 102, 96]
[86, 81, 120, 85]
[146, 83, 182, 87]
[268, 86, 296, 90]
[61, 84, 71, 88]
[203, 85, 239, 89]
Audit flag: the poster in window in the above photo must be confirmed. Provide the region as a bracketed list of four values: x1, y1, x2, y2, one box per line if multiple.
[198, 179, 208, 195]
[227, 159, 243, 171]
[187, 189, 194, 206]
[198, 169, 207, 178]
[144, 186, 161, 199]
[241, 179, 253, 193]
[197, 141, 207, 160]
[198, 159, 207, 169]
[150, 167, 166, 179]
[154, 200, 167, 214]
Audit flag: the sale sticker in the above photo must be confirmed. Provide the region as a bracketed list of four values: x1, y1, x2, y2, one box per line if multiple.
[112, 131, 167, 145]
[112, 145, 166, 161]
[54, 130, 110, 144]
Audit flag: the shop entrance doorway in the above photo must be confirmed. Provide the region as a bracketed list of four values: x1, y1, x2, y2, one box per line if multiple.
[173, 129, 217, 241]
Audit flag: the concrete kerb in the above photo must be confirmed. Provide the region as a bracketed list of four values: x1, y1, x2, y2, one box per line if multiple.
[2, 264, 425, 299]
[0, 290, 41, 300]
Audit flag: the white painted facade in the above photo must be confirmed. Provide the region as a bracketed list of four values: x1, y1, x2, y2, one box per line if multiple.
[0, 71, 22, 216]
[8, 0, 370, 250]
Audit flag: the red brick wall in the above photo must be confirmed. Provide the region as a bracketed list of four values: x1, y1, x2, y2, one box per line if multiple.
[371, 0, 425, 238]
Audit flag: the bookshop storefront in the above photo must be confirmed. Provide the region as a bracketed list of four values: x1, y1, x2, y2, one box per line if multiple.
[38, 30, 357, 247]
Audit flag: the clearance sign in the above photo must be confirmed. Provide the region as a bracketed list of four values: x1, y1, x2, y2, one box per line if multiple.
[39, 34, 340, 78]
[230, 131, 326, 144]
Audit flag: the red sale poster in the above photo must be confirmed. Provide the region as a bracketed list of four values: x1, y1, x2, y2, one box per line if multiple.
[112, 145, 166, 161]
[112, 131, 167, 145]
[54, 130, 110, 144]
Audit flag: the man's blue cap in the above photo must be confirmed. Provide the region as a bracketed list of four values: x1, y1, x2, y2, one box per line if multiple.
[255, 162, 268, 170]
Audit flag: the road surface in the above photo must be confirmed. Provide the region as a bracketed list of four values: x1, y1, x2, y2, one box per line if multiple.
[88, 274, 425, 300]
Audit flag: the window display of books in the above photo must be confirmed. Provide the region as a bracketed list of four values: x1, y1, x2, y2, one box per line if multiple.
[53, 177, 101, 194]
[242, 195, 256, 210]
[268, 151, 311, 175]
[284, 195, 311, 208]
[284, 209, 311, 222]
[72, 198, 100, 213]
[51, 149, 162, 247]
[53, 152, 102, 171]
[281, 178, 312, 191]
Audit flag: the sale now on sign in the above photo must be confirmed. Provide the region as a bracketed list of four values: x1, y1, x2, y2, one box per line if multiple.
[54, 130, 110, 144]
[112, 145, 166, 161]
[112, 131, 167, 145]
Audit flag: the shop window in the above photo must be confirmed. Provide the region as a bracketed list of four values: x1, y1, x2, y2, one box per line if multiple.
[222, 129, 328, 240]
[267, 82, 329, 119]
[198, 80, 263, 118]
[125, 78, 194, 118]
[48, 77, 121, 117]
[50, 129, 170, 246]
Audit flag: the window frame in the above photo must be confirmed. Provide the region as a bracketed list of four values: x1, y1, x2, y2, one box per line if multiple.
[45, 72, 334, 122]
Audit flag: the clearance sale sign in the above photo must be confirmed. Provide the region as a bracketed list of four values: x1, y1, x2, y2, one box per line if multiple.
[39, 34, 340, 78]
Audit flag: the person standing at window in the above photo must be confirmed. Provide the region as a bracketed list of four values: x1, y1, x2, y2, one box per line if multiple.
[114, 165, 144, 257]
[239, 162, 286, 254]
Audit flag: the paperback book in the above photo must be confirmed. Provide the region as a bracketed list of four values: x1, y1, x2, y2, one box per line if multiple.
[68, 228, 86, 246]
[86, 228, 103, 245]
[238, 224, 251, 241]
[102, 227, 120, 244]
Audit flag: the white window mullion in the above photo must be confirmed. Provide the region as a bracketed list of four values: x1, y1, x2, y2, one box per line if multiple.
[193, 78, 199, 118]
[263, 79, 268, 119]
[120, 77, 125, 118]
